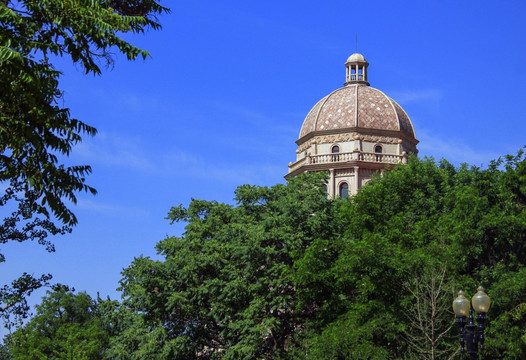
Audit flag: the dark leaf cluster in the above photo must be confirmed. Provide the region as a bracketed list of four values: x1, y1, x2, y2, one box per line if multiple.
[0, 0, 169, 328]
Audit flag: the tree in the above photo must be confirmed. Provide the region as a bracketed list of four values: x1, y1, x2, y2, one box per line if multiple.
[0, 0, 169, 323]
[402, 265, 457, 360]
[11, 149, 525, 359]
[300, 152, 526, 359]
[114, 173, 343, 359]
[8, 288, 112, 359]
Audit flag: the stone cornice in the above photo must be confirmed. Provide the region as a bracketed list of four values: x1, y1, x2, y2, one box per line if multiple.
[285, 161, 399, 179]
[296, 127, 419, 147]
[296, 131, 419, 154]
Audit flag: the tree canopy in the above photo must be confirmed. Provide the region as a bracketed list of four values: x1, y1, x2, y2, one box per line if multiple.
[4, 150, 526, 359]
[0, 0, 169, 324]
[113, 151, 526, 359]
[114, 173, 343, 359]
[7, 288, 116, 360]
[301, 152, 526, 359]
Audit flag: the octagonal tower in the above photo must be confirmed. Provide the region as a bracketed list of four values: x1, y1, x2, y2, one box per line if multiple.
[286, 53, 419, 197]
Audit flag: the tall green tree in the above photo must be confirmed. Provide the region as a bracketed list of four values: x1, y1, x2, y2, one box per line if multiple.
[300, 152, 526, 359]
[115, 173, 343, 359]
[8, 288, 114, 360]
[0, 0, 169, 323]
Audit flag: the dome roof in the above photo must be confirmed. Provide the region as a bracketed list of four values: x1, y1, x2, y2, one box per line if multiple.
[299, 84, 416, 139]
[346, 52, 367, 63]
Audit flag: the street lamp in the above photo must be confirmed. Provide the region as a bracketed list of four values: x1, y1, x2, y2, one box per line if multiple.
[452, 286, 491, 359]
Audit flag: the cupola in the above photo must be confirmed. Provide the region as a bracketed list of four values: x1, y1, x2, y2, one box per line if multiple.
[344, 52, 369, 86]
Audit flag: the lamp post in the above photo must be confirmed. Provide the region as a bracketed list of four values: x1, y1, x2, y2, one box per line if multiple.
[452, 286, 491, 360]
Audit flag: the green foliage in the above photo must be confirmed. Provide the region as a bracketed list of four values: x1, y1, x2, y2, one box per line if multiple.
[0, 342, 11, 360]
[0, 0, 169, 324]
[0, 0, 169, 256]
[0, 1, 168, 74]
[8, 288, 110, 359]
[302, 152, 526, 359]
[115, 173, 343, 359]
[0, 274, 52, 325]
[480, 264, 526, 359]
[10, 149, 525, 358]
[104, 150, 526, 359]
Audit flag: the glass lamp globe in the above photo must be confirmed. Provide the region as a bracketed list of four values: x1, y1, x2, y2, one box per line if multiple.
[452, 290, 471, 317]
[472, 286, 491, 313]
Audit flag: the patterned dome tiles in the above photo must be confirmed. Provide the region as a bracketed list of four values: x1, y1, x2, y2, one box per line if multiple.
[316, 87, 356, 132]
[391, 100, 415, 138]
[299, 96, 326, 137]
[299, 85, 416, 140]
[357, 86, 398, 132]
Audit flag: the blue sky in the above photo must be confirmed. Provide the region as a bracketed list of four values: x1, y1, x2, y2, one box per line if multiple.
[2, 0, 526, 330]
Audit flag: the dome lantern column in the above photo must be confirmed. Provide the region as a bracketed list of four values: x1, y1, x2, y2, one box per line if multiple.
[344, 53, 369, 86]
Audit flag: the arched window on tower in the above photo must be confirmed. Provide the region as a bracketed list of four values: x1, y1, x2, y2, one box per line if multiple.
[375, 145, 383, 162]
[339, 182, 349, 198]
[332, 145, 340, 162]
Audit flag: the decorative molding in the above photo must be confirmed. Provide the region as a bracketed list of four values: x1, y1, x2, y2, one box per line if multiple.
[335, 168, 355, 176]
[296, 126, 419, 146]
[298, 133, 403, 152]
[297, 133, 358, 152]
[358, 134, 401, 144]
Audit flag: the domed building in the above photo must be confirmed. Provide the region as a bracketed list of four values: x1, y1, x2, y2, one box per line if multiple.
[286, 53, 419, 197]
